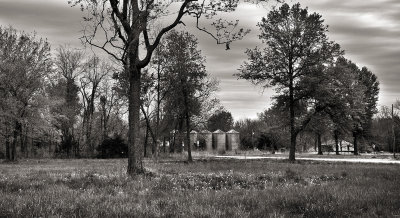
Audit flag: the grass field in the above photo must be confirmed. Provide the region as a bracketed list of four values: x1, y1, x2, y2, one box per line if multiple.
[0, 158, 399, 217]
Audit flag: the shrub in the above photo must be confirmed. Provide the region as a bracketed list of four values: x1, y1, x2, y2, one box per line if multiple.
[97, 135, 128, 158]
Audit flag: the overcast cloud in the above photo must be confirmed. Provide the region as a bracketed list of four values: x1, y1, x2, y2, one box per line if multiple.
[0, 0, 399, 120]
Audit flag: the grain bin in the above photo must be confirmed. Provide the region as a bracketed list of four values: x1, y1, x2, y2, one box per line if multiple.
[213, 129, 226, 154]
[199, 130, 212, 152]
[226, 129, 240, 151]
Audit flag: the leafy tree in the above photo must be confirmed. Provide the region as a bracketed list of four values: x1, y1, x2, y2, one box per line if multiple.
[161, 30, 210, 161]
[372, 105, 399, 152]
[71, 0, 274, 176]
[0, 26, 52, 160]
[258, 106, 290, 151]
[238, 3, 342, 161]
[207, 110, 234, 132]
[323, 57, 366, 155]
[358, 67, 379, 142]
[234, 118, 266, 150]
[51, 46, 83, 157]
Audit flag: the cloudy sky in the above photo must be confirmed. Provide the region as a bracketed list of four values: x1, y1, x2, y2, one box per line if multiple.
[0, 0, 399, 120]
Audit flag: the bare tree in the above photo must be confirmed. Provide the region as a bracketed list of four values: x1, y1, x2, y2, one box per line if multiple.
[53, 46, 84, 157]
[79, 56, 110, 156]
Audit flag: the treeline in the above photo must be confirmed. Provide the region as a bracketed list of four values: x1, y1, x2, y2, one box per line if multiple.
[236, 103, 400, 154]
[1, 3, 394, 162]
[0, 26, 224, 160]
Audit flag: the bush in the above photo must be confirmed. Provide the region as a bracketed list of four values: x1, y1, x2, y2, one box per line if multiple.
[97, 135, 128, 158]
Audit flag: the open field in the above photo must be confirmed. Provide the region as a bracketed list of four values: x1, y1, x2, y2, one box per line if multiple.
[0, 158, 399, 217]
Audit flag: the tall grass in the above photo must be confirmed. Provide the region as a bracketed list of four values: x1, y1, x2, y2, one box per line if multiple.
[0, 158, 399, 217]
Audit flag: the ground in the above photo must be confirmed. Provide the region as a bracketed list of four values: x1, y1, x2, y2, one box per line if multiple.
[0, 156, 399, 217]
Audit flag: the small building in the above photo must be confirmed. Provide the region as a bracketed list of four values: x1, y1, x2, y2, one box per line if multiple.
[213, 129, 226, 154]
[226, 129, 240, 151]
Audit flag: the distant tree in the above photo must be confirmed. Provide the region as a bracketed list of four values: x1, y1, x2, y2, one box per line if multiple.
[322, 57, 366, 155]
[238, 3, 342, 161]
[98, 75, 126, 141]
[234, 118, 266, 150]
[207, 110, 234, 132]
[52, 46, 83, 157]
[161, 30, 209, 161]
[372, 105, 399, 152]
[0, 26, 52, 160]
[306, 113, 332, 155]
[79, 56, 110, 156]
[258, 106, 290, 151]
[358, 67, 379, 142]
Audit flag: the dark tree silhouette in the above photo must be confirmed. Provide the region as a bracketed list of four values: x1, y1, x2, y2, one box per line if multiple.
[207, 110, 234, 132]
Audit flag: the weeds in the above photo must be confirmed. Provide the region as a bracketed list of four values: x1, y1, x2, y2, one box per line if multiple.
[0, 158, 399, 217]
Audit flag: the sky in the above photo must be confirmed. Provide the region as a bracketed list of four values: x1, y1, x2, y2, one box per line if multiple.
[0, 0, 399, 120]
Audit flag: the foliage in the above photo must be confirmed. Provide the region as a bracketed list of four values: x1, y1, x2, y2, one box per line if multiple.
[237, 3, 342, 160]
[207, 110, 234, 132]
[358, 67, 380, 140]
[0, 26, 53, 160]
[97, 135, 128, 158]
[162, 30, 208, 121]
[158, 30, 219, 158]
[371, 105, 400, 152]
[234, 118, 267, 150]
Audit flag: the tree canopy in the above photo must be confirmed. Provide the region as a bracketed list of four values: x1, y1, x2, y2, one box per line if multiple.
[238, 3, 342, 161]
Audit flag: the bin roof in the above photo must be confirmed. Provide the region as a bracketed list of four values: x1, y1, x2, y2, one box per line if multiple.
[200, 130, 211, 134]
[213, 129, 225, 133]
[227, 129, 239, 134]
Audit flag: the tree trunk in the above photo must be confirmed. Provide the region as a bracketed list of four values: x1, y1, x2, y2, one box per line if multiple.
[353, 132, 359, 155]
[140, 105, 157, 156]
[177, 117, 184, 153]
[334, 131, 339, 155]
[155, 61, 161, 154]
[144, 125, 149, 157]
[171, 133, 175, 153]
[127, 61, 144, 176]
[5, 136, 10, 160]
[314, 135, 317, 152]
[20, 124, 26, 157]
[49, 132, 52, 156]
[340, 140, 342, 152]
[163, 137, 166, 153]
[288, 77, 296, 161]
[11, 121, 20, 161]
[183, 91, 193, 162]
[317, 132, 323, 155]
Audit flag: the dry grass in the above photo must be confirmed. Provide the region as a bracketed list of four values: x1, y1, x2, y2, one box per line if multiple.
[0, 158, 399, 217]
